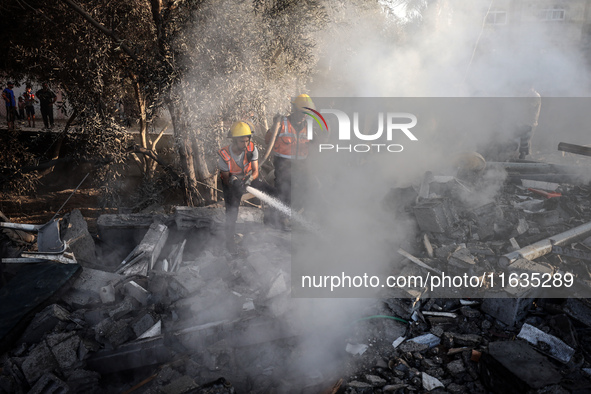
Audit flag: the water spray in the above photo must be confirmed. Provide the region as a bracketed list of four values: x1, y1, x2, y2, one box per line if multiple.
[245, 186, 320, 233]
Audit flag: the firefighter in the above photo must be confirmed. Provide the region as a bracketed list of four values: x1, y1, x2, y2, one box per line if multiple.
[219, 121, 273, 254]
[264, 94, 315, 230]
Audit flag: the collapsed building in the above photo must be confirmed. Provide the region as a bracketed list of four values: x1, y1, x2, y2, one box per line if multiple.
[2, 144, 591, 393]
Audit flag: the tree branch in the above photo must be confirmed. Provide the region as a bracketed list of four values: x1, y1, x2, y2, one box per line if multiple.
[59, 0, 138, 61]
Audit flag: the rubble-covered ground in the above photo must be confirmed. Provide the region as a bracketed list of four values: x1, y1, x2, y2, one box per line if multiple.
[4, 149, 591, 393]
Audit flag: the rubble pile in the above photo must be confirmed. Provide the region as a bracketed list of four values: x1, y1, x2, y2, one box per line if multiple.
[3, 158, 591, 392]
[0, 206, 304, 393]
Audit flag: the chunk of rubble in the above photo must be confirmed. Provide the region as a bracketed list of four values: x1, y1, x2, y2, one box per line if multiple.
[131, 312, 158, 337]
[480, 289, 534, 326]
[17, 304, 71, 346]
[46, 332, 83, 370]
[517, 323, 575, 363]
[266, 270, 289, 299]
[20, 342, 59, 386]
[124, 280, 150, 306]
[481, 341, 561, 392]
[448, 245, 476, 268]
[120, 223, 169, 276]
[345, 343, 368, 356]
[422, 372, 444, 391]
[138, 320, 161, 339]
[413, 198, 459, 233]
[27, 372, 69, 394]
[62, 209, 97, 267]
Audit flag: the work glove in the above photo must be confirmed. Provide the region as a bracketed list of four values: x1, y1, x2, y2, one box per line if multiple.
[230, 175, 246, 194]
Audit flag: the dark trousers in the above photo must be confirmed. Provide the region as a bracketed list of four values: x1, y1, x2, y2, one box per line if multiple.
[40, 105, 54, 128]
[273, 156, 307, 211]
[222, 178, 275, 242]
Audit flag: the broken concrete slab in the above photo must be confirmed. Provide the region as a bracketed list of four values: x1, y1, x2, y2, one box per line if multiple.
[62, 209, 97, 267]
[131, 312, 157, 338]
[46, 332, 82, 370]
[481, 292, 534, 326]
[99, 283, 116, 304]
[517, 323, 575, 364]
[167, 266, 205, 298]
[471, 203, 504, 241]
[108, 297, 135, 320]
[121, 223, 169, 276]
[138, 320, 161, 339]
[20, 341, 59, 386]
[266, 270, 289, 299]
[124, 281, 150, 306]
[95, 317, 133, 348]
[448, 245, 476, 268]
[481, 341, 562, 393]
[413, 198, 459, 233]
[561, 298, 591, 327]
[422, 372, 444, 391]
[527, 209, 563, 227]
[17, 304, 71, 346]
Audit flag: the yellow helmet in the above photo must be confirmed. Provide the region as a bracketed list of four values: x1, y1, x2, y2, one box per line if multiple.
[229, 121, 253, 138]
[292, 94, 315, 111]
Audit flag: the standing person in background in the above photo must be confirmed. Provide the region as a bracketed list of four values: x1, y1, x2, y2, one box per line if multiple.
[23, 85, 37, 128]
[36, 83, 57, 129]
[2, 82, 16, 131]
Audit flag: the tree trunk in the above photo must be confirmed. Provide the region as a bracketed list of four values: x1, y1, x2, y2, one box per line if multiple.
[167, 101, 204, 206]
[132, 75, 149, 176]
[192, 131, 216, 204]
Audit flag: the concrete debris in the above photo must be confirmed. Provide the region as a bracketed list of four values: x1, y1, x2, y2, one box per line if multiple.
[481, 341, 562, 392]
[137, 320, 161, 339]
[99, 283, 116, 304]
[62, 209, 97, 267]
[47, 332, 83, 370]
[346, 343, 368, 356]
[17, 304, 71, 346]
[392, 336, 405, 349]
[410, 333, 441, 348]
[124, 280, 150, 306]
[21, 342, 59, 386]
[27, 372, 69, 394]
[7, 158, 591, 394]
[517, 323, 575, 363]
[481, 292, 534, 326]
[413, 198, 459, 233]
[131, 312, 157, 337]
[120, 222, 169, 276]
[266, 270, 289, 299]
[422, 372, 444, 390]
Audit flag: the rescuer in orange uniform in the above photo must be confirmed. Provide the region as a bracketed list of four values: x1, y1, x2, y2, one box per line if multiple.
[219, 121, 274, 253]
[265, 94, 315, 230]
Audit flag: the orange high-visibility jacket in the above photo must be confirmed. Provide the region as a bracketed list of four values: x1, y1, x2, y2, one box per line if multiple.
[218, 142, 254, 175]
[271, 117, 309, 160]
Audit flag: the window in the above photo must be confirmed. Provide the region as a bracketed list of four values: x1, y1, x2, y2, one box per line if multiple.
[486, 11, 507, 25]
[540, 9, 565, 21]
